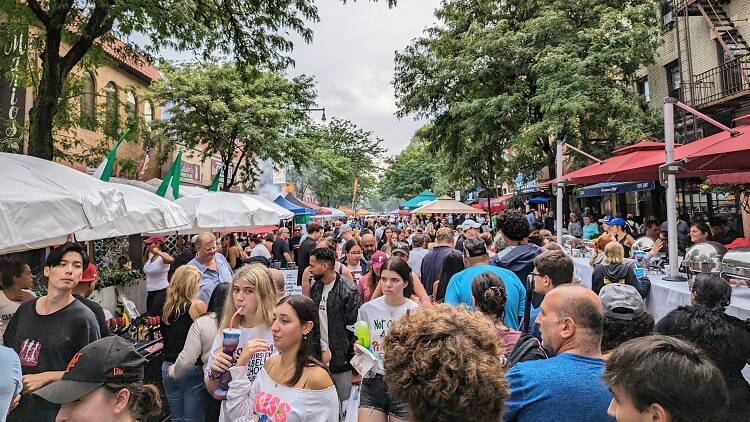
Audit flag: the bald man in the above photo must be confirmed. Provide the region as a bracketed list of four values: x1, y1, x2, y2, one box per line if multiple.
[360, 233, 377, 261]
[504, 285, 614, 422]
[188, 232, 234, 303]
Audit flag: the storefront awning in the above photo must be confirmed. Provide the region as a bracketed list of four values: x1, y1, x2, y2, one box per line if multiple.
[708, 171, 750, 185]
[576, 181, 655, 198]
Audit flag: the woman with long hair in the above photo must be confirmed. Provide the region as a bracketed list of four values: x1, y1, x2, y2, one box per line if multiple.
[170, 283, 230, 422]
[159, 266, 207, 422]
[433, 250, 465, 302]
[379, 228, 395, 256]
[356, 258, 419, 422]
[205, 265, 277, 421]
[225, 295, 338, 421]
[221, 234, 245, 270]
[471, 272, 521, 358]
[358, 251, 387, 303]
[0, 261, 35, 340]
[342, 238, 369, 286]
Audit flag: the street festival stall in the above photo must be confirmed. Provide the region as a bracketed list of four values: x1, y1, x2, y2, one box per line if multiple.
[411, 195, 487, 215]
[399, 190, 438, 212]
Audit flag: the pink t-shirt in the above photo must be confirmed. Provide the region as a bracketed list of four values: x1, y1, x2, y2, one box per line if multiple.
[498, 328, 522, 357]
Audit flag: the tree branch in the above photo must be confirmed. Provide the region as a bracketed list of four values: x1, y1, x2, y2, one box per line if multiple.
[61, 1, 116, 75]
[26, 0, 50, 27]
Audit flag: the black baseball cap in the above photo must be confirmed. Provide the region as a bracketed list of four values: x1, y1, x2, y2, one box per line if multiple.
[463, 237, 488, 258]
[34, 336, 145, 404]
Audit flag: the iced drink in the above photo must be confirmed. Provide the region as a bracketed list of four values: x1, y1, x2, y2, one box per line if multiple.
[212, 328, 241, 400]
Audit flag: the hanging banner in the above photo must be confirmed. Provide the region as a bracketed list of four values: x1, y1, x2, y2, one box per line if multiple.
[0, 27, 27, 153]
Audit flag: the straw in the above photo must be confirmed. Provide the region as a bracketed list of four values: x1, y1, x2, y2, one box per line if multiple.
[229, 307, 242, 330]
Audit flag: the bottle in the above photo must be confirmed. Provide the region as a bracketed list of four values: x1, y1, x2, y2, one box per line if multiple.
[115, 297, 125, 319]
[154, 317, 162, 340]
[354, 321, 370, 349]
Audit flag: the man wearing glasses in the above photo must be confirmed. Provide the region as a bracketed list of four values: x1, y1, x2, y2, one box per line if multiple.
[527, 250, 574, 340]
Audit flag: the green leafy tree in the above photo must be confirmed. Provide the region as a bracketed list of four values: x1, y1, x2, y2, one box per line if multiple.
[0, 0, 396, 160]
[291, 118, 385, 207]
[380, 132, 439, 200]
[149, 62, 316, 191]
[394, 0, 662, 185]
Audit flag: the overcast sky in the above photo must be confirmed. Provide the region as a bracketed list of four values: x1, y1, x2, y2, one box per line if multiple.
[286, 1, 442, 156]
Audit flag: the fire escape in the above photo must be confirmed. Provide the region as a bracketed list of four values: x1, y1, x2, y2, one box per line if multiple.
[673, 0, 750, 140]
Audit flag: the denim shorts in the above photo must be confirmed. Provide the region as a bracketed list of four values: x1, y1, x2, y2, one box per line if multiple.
[359, 375, 409, 419]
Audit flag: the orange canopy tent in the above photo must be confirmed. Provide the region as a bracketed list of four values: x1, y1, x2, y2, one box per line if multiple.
[337, 206, 355, 216]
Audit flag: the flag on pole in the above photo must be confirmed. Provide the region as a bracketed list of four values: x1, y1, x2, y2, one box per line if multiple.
[92, 130, 129, 181]
[137, 145, 152, 181]
[156, 150, 183, 200]
[351, 177, 358, 210]
[208, 164, 223, 192]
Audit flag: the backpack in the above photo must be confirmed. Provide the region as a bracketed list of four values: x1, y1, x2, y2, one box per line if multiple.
[504, 333, 549, 368]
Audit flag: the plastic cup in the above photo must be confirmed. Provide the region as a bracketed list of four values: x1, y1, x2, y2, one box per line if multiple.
[634, 267, 645, 279]
[212, 328, 242, 401]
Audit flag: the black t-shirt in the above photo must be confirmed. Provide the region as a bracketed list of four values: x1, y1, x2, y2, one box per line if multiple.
[74, 294, 110, 337]
[297, 237, 317, 284]
[290, 235, 302, 262]
[272, 238, 291, 262]
[4, 297, 101, 422]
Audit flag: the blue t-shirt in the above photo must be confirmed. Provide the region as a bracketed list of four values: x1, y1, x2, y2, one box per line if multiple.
[528, 306, 541, 340]
[0, 345, 22, 422]
[504, 353, 615, 422]
[444, 265, 525, 330]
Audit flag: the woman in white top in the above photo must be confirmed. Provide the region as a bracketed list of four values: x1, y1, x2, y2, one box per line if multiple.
[225, 295, 338, 422]
[0, 261, 35, 343]
[356, 257, 419, 422]
[142, 236, 174, 316]
[205, 264, 278, 422]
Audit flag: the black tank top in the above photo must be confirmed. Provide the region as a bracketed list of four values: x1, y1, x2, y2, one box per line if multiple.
[617, 235, 632, 258]
[160, 302, 198, 364]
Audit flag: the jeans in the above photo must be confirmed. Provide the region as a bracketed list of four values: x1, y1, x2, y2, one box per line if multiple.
[161, 361, 205, 422]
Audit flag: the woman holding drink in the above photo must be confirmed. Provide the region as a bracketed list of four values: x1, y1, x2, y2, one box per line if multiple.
[204, 265, 277, 421]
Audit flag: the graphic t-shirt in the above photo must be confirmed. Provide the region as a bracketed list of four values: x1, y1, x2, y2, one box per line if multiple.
[206, 323, 276, 422]
[3, 297, 100, 422]
[318, 282, 335, 344]
[357, 296, 419, 375]
[0, 290, 34, 344]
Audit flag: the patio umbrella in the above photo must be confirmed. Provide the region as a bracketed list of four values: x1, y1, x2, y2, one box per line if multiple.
[399, 191, 438, 210]
[411, 196, 486, 214]
[0, 153, 128, 254]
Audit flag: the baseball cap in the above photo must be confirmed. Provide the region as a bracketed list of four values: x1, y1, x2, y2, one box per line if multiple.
[370, 251, 388, 269]
[34, 336, 146, 404]
[463, 236, 488, 258]
[392, 242, 410, 256]
[599, 283, 644, 321]
[608, 218, 627, 227]
[461, 219, 482, 229]
[598, 215, 613, 223]
[143, 235, 165, 245]
[79, 263, 98, 283]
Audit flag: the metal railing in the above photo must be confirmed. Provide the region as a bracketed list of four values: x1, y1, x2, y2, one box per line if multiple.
[684, 56, 750, 108]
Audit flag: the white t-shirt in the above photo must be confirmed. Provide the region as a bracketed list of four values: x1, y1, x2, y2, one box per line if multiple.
[250, 243, 271, 259]
[357, 296, 419, 375]
[318, 282, 335, 344]
[143, 254, 170, 291]
[0, 290, 34, 345]
[226, 366, 339, 422]
[205, 323, 275, 422]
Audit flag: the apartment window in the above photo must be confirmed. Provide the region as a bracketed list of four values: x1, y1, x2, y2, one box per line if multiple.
[636, 77, 651, 104]
[80, 73, 96, 130]
[661, 0, 674, 26]
[105, 82, 119, 128]
[126, 91, 138, 123]
[143, 100, 153, 129]
[666, 60, 681, 100]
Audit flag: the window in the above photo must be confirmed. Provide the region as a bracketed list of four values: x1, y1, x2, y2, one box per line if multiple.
[80, 73, 96, 130]
[661, 0, 674, 26]
[143, 100, 153, 129]
[126, 91, 138, 123]
[666, 60, 681, 100]
[105, 82, 119, 128]
[636, 77, 650, 104]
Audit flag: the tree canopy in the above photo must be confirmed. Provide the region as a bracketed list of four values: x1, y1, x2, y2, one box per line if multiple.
[394, 0, 662, 187]
[149, 62, 316, 191]
[379, 128, 439, 201]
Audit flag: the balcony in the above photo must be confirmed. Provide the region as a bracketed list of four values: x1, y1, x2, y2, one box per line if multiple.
[684, 56, 750, 109]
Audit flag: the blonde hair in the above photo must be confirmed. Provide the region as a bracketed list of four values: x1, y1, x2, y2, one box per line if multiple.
[219, 264, 277, 330]
[603, 241, 625, 265]
[162, 266, 201, 324]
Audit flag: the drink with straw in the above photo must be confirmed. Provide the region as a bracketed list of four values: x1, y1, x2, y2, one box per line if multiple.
[354, 321, 370, 349]
[212, 308, 242, 400]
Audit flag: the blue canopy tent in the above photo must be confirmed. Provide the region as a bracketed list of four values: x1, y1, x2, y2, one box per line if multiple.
[528, 196, 551, 205]
[284, 193, 315, 214]
[399, 191, 437, 211]
[274, 196, 306, 214]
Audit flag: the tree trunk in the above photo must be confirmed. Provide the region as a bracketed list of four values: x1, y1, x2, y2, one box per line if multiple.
[27, 35, 64, 159]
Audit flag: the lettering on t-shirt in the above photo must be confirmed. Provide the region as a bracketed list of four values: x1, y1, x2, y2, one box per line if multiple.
[254, 391, 292, 422]
[19, 339, 41, 367]
[233, 343, 275, 383]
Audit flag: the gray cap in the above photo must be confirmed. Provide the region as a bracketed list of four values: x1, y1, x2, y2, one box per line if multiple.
[392, 242, 410, 256]
[599, 283, 645, 320]
[463, 236, 488, 258]
[461, 219, 482, 229]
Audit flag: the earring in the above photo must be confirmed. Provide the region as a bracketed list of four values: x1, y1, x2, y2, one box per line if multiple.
[303, 334, 308, 340]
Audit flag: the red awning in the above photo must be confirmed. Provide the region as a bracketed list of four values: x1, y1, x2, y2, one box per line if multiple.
[471, 196, 510, 213]
[301, 200, 331, 215]
[708, 171, 750, 185]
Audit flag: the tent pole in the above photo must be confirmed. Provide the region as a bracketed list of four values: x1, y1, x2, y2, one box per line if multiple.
[664, 97, 685, 281]
[556, 136, 564, 245]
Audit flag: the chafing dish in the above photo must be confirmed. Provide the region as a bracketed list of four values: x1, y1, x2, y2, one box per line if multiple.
[720, 247, 750, 287]
[631, 236, 655, 256]
[562, 235, 591, 256]
[680, 241, 727, 287]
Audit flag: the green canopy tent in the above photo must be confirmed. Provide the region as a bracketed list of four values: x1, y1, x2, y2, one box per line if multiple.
[399, 191, 437, 211]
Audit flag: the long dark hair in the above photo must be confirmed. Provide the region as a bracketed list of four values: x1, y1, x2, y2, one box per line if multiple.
[276, 295, 327, 386]
[435, 250, 465, 301]
[208, 282, 230, 328]
[380, 257, 414, 298]
[471, 272, 507, 321]
[692, 273, 731, 310]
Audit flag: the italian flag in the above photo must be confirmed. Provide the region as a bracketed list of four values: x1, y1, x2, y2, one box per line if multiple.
[92, 130, 129, 181]
[156, 150, 183, 200]
[208, 164, 223, 192]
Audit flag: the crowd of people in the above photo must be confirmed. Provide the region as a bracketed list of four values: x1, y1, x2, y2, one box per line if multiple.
[0, 208, 748, 422]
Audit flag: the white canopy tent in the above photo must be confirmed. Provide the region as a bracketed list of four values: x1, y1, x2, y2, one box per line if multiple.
[411, 196, 487, 215]
[0, 153, 128, 254]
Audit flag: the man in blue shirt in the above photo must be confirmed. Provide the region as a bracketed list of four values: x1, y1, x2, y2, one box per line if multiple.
[188, 232, 234, 303]
[445, 237, 525, 330]
[504, 285, 614, 422]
